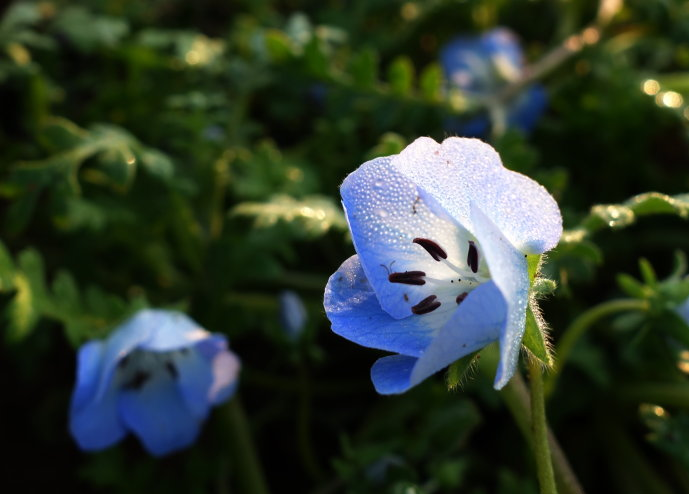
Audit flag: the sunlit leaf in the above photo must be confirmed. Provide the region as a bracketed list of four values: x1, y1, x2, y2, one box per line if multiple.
[232, 194, 347, 237]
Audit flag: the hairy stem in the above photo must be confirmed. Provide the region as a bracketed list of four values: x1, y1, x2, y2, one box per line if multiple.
[501, 373, 585, 494]
[529, 362, 558, 494]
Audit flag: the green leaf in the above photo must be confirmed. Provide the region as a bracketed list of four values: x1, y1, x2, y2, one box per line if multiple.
[349, 48, 378, 89]
[0, 240, 15, 291]
[625, 192, 689, 217]
[419, 63, 443, 101]
[53, 6, 129, 53]
[387, 56, 414, 96]
[617, 273, 648, 298]
[365, 132, 407, 160]
[523, 304, 552, 367]
[527, 254, 541, 283]
[303, 38, 328, 78]
[446, 351, 480, 390]
[639, 258, 658, 287]
[17, 248, 47, 307]
[6, 271, 38, 341]
[139, 149, 174, 182]
[264, 29, 293, 61]
[232, 194, 348, 237]
[578, 192, 689, 236]
[655, 311, 689, 348]
[583, 204, 635, 231]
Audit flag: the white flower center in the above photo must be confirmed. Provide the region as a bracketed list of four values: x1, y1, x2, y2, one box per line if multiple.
[388, 236, 491, 316]
[115, 348, 189, 390]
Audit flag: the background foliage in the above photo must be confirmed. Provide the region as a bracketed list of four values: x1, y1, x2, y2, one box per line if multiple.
[2, 0, 689, 492]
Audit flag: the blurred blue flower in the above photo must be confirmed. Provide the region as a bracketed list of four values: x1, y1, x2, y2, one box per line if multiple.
[677, 297, 689, 324]
[324, 137, 561, 394]
[441, 28, 547, 137]
[279, 290, 307, 339]
[70, 309, 240, 456]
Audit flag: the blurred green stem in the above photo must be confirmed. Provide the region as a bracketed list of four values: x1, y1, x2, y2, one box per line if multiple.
[222, 399, 271, 494]
[547, 299, 648, 395]
[487, 349, 585, 494]
[529, 362, 558, 494]
[616, 382, 689, 409]
[501, 374, 585, 494]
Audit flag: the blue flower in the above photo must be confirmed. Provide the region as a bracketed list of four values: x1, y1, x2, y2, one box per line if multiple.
[279, 290, 308, 339]
[677, 297, 689, 325]
[440, 28, 547, 137]
[324, 137, 562, 394]
[69, 309, 240, 456]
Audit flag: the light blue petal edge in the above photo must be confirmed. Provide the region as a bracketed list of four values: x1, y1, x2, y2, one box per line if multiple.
[70, 341, 127, 451]
[470, 202, 529, 389]
[324, 254, 435, 358]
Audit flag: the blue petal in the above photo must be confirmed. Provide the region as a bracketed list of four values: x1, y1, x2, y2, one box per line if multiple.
[340, 156, 472, 319]
[118, 372, 201, 456]
[71, 341, 105, 411]
[470, 203, 529, 389]
[392, 137, 562, 254]
[481, 28, 523, 71]
[94, 310, 210, 401]
[137, 309, 211, 352]
[279, 290, 307, 337]
[371, 355, 419, 394]
[409, 281, 507, 386]
[441, 28, 524, 94]
[325, 255, 454, 357]
[70, 341, 127, 451]
[508, 85, 548, 133]
[191, 336, 241, 405]
[175, 349, 214, 419]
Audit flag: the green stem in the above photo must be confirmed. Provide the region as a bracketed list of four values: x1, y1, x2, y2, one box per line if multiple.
[616, 381, 689, 409]
[222, 399, 271, 494]
[529, 361, 558, 494]
[547, 299, 648, 395]
[495, 359, 585, 494]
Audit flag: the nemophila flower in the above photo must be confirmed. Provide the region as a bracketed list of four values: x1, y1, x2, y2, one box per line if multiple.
[70, 309, 240, 456]
[324, 137, 561, 394]
[279, 290, 308, 339]
[441, 28, 547, 137]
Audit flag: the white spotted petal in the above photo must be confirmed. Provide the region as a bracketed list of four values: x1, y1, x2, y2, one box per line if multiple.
[392, 137, 562, 254]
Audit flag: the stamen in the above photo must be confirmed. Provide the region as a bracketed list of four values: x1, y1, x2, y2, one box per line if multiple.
[456, 292, 468, 304]
[165, 361, 179, 379]
[467, 241, 479, 273]
[411, 295, 441, 315]
[413, 238, 448, 261]
[389, 271, 426, 285]
[124, 370, 150, 391]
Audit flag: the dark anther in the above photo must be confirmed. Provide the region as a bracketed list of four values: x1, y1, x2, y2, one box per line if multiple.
[467, 241, 479, 273]
[389, 271, 426, 285]
[411, 295, 441, 315]
[124, 370, 150, 391]
[456, 292, 468, 305]
[165, 361, 179, 379]
[413, 238, 447, 261]
[118, 354, 131, 369]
